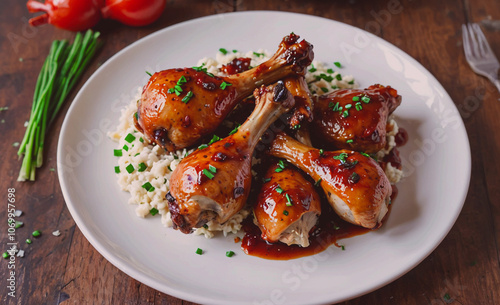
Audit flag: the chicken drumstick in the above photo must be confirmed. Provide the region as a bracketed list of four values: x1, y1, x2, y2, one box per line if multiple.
[135, 33, 313, 152]
[166, 82, 296, 233]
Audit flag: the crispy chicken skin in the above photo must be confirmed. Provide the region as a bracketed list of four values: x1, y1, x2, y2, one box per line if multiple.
[167, 82, 295, 233]
[312, 84, 401, 153]
[253, 161, 321, 247]
[135, 33, 313, 151]
[269, 132, 391, 229]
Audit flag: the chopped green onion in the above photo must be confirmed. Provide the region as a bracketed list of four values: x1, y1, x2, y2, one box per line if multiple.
[146, 71, 152, 76]
[285, 193, 292, 206]
[443, 294, 451, 301]
[195, 248, 203, 255]
[125, 133, 136, 143]
[226, 250, 235, 257]
[308, 65, 317, 72]
[114, 149, 123, 157]
[348, 80, 355, 85]
[253, 51, 265, 57]
[361, 96, 371, 103]
[355, 102, 362, 111]
[342, 110, 349, 117]
[134, 153, 140, 157]
[138, 162, 147, 172]
[283, 210, 289, 216]
[333, 152, 348, 162]
[314, 178, 322, 186]
[142, 182, 155, 192]
[228, 124, 241, 135]
[15, 221, 24, 229]
[328, 102, 340, 112]
[149, 207, 159, 216]
[209, 164, 217, 174]
[352, 96, 360, 102]
[344, 104, 352, 109]
[114, 166, 120, 174]
[275, 185, 284, 194]
[335, 74, 342, 80]
[232, 49, 238, 53]
[315, 73, 333, 82]
[198, 144, 208, 150]
[32, 230, 41, 237]
[341, 245, 345, 250]
[26, 239, 32, 244]
[320, 87, 329, 93]
[182, 91, 193, 103]
[126, 164, 135, 174]
[139, 137, 144, 143]
[319, 149, 324, 156]
[360, 152, 371, 158]
[203, 224, 209, 229]
[208, 135, 220, 145]
[2, 252, 9, 259]
[263, 177, 271, 183]
[327, 68, 334, 74]
[203, 169, 215, 179]
[122, 144, 129, 151]
[334, 61, 342, 68]
[346, 139, 353, 143]
[167, 88, 174, 94]
[177, 75, 187, 85]
[220, 81, 232, 90]
[219, 48, 228, 55]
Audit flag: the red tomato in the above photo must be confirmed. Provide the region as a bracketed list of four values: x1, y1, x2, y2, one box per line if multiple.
[27, 0, 103, 32]
[101, 0, 166, 27]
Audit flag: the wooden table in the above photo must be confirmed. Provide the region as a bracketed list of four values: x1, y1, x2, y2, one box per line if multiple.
[1, 0, 499, 304]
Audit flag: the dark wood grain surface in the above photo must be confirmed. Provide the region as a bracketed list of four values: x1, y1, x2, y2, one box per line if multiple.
[1, 0, 499, 304]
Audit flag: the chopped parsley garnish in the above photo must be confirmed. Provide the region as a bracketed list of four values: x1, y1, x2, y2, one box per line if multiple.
[114, 149, 123, 157]
[226, 251, 235, 257]
[334, 61, 342, 68]
[138, 162, 147, 172]
[142, 182, 155, 192]
[220, 81, 232, 90]
[126, 164, 135, 174]
[150, 207, 159, 216]
[219, 48, 228, 55]
[114, 166, 120, 174]
[203, 168, 215, 179]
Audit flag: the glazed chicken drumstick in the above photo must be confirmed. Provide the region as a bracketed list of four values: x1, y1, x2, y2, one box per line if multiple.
[166, 82, 295, 233]
[253, 160, 321, 247]
[312, 84, 401, 153]
[135, 33, 313, 152]
[269, 132, 391, 229]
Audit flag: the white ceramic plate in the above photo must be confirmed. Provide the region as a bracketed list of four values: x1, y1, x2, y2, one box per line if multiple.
[58, 11, 471, 305]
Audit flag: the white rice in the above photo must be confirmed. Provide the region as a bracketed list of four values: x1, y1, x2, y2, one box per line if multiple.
[109, 50, 401, 238]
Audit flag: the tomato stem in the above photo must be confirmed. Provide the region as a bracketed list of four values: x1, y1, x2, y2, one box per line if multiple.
[29, 14, 49, 27]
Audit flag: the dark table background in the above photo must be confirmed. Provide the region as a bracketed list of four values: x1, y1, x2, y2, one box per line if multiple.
[1, 0, 499, 304]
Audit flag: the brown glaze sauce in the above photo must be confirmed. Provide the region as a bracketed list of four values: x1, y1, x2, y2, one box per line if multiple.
[241, 202, 370, 260]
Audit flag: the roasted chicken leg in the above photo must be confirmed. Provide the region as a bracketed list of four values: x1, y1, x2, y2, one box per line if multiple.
[253, 160, 321, 247]
[269, 132, 391, 229]
[135, 33, 313, 151]
[166, 82, 295, 233]
[312, 84, 401, 153]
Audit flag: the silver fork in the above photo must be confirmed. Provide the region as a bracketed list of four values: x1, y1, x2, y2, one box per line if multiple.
[462, 23, 500, 93]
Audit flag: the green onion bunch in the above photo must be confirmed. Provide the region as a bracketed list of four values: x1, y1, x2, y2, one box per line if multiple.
[17, 30, 101, 181]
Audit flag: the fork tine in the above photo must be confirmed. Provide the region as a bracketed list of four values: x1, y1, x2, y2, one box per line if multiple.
[462, 24, 473, 60]
[472, 23, 494, 59]
[467, 24, 481, 58]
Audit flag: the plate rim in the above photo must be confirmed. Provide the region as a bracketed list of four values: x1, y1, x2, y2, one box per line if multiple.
[57, 10, 472, 305]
